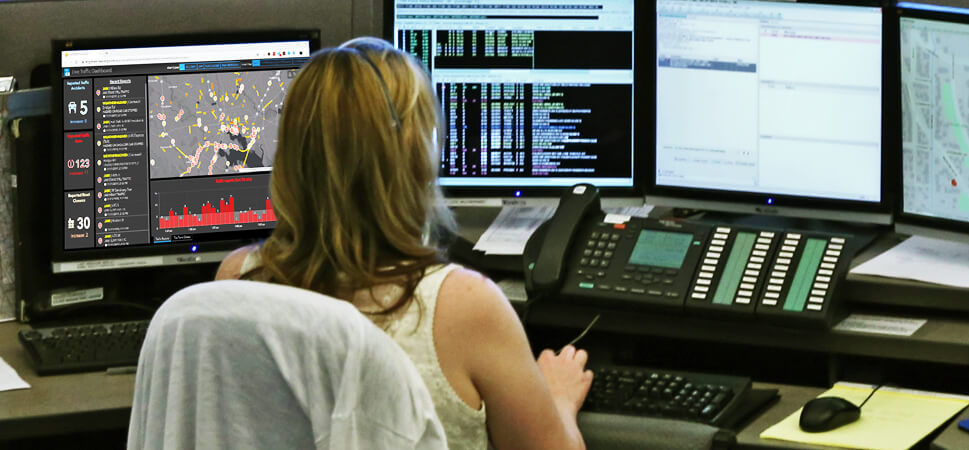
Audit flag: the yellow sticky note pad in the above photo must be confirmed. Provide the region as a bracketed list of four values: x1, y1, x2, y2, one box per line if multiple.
[761, 383, 969, 450]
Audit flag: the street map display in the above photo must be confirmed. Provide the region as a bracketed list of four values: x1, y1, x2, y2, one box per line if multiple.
[901, 18, 969, 222]
[147, 69, 295, 178]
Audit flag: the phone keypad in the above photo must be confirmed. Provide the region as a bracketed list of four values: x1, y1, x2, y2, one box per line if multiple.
[576, 226, 682, 299]
[581, 232, 622, 269]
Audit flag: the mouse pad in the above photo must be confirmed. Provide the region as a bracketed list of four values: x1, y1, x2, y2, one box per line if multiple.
[759, 382, 969, 450]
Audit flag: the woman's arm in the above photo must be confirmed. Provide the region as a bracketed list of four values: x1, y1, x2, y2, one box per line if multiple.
[436, 268, 591, 450]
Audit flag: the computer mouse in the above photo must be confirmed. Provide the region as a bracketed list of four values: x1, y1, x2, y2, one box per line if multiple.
[798, 396, 861, 432]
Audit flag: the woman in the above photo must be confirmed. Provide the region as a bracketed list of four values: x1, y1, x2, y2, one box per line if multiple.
[216, 37, 592, 449]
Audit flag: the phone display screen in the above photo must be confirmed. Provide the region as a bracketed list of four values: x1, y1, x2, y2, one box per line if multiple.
[628, 230, 694, 269]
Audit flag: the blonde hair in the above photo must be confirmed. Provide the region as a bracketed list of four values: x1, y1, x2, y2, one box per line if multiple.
[244, 37, 454, 315]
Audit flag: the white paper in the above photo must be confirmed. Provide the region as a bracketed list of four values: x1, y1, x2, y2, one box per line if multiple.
[850, 235, 969, 289]
[473, 205, 557, 255]
[603, 205, 654, 218]
[834, 314, 927, 336]
[0, 356, 30, 392]
[603, 213, 631, 224]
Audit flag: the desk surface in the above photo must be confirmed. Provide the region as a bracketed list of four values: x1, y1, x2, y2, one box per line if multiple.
[0, 321, 135, 440]
[2, 321, 967, 448]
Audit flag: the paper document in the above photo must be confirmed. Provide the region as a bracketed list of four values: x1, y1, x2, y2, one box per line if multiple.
[834, 314, 927, 337]
[603, 205, 654, 218]
[850, 236, 969, 288]
[473, 205, 557, 255]
[761, 382, 969, 450]
[0, 356, 30, 392]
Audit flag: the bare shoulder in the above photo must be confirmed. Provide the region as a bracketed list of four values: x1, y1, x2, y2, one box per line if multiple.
[435, 266, 520, 340]
[215, 244, 260, 280]
[438, 267, 511, 313]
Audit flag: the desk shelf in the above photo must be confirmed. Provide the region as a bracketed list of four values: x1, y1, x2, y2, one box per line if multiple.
[526, 303, 969, 367]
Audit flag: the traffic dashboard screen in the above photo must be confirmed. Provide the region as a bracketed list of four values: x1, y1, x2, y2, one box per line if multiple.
[58, 38, 311, 251]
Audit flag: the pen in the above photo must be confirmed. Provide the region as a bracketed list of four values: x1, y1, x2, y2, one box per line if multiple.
[558, 313, 601, 354]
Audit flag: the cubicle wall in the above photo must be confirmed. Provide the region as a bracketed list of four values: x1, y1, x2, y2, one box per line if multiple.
[0, 0, 385, 87]
[0, 122, 14, 321]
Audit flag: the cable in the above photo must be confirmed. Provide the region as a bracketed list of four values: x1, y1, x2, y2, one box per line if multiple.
[858, 384, 883, 408]
[558, 313, 601, 354]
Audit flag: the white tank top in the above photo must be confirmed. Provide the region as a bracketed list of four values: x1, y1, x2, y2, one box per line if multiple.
[384, 263, 488, 449]
[239, 255, 488, 448]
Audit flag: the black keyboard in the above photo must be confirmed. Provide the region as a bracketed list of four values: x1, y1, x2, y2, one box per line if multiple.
[583, 365, 752, 427]
[18, 320, 149, 375]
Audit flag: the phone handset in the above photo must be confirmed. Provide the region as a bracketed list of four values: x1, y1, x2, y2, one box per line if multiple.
[524, 184, 602, 297]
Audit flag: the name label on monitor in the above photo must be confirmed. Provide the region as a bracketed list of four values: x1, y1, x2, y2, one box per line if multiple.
[50, 287, 104, 307]
[54, 256, 165, 273]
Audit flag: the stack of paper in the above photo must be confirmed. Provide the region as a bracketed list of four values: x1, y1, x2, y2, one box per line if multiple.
[850, 236, 969, 289]
[761, 382, 969, 450]
[473, 205, 558, 255]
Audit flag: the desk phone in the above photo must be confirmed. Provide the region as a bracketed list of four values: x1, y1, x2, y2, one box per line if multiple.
[524, 185, 856, 328]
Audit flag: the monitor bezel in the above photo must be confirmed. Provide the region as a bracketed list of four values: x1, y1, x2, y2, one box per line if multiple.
[50, 29, 321, 269]
[894, 2, 969, 242]
[384, 0, 645, 199]
[646, 0, 894, 225]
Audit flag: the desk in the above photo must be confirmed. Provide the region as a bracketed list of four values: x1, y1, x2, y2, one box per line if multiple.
[2, 319, 967, 449]
[0, 321, 134, 440]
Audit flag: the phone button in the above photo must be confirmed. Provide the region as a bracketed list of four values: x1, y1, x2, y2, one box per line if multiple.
[598, 284, 613, 291]
[579, 282, 595, 289]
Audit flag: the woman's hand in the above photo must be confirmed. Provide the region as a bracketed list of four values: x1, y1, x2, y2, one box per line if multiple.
[537, 345, 594, 417]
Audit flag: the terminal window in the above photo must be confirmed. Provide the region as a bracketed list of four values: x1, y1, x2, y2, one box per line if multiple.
[393, 0, 636, 188]
[655, 0, 883, 202]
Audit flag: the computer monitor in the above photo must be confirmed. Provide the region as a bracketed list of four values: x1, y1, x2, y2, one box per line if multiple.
[649, 0, 892, 224]
[52, 30, 320, 273]
[388, 0, 641, 200]
[896, 2, 969, 244]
